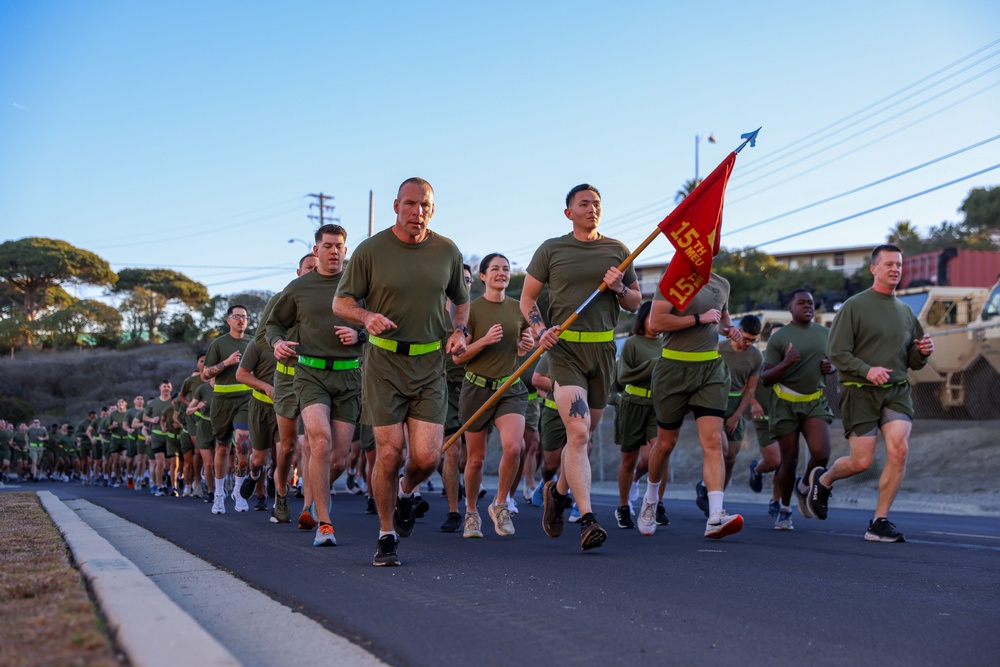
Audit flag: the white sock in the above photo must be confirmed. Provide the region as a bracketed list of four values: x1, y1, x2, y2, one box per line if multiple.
[643, 480, 661, 505]
[708, 491, 724, 516]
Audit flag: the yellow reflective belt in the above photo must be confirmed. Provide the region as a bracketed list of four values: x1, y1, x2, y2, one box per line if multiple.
[368, 335, 442, 356]
[558, 329, 615, 343]
[661, 348, 720, 362]
[543, 398, 558, 410]
[624, 384, 652, 398]
[842, 380, 908, 388]
[214, 383, 251, 394]
[252, 389, 274, 405]
[276, 362, 296, 376]
[464, 371, 520, 391]
[773, 385, 823, 403]
[297, 355, 360, 371]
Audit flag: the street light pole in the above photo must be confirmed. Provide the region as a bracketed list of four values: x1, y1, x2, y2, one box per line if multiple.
[695, 132, 717, 181]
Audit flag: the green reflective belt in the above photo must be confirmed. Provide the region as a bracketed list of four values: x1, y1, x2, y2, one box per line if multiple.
[276, 361, 296, 376]
[527, 391, 538, 401]
[728, 392, 743, 398]
[624, 384, 652, 398]
[297, 355, 360, 371]
[773, 385, 823, 403]
[252, 389, 274, 405]
[214, 383, 251, 394]
[661, 348, 720, 362]
[842, 380, 908, 389]
[465, 371, 519, 391]
[368, 335, 442, 356]
[558, 329, 615, 343]
[543, 398, 558, 411]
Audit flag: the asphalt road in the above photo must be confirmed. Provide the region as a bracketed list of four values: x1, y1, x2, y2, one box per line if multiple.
[27, 481, 1000, 667]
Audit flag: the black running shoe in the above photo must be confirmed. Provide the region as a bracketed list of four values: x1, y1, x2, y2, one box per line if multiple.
[807, 466, 831, 520]
[413, 496, 430, 518]
[695, 481, 709, 517]
[239, 475, 257, 500]
[615, 505, 635, 529]
[394, 495, 416, 537]
[365, 497, 377, 514]
[865, 518, 905, 543]
[440, 511, 462, 533]
[373, 534, 401, 566]
[655, 502, 670, 526]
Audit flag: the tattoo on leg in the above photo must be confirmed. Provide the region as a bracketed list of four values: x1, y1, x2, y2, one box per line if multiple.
[569, 393, 589, 419]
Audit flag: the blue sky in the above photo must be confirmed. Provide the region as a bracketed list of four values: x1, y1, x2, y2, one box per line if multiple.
[2, 2, 998, 299]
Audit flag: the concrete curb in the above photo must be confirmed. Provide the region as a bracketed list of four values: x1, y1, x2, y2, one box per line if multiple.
[38, 490, 240, 667]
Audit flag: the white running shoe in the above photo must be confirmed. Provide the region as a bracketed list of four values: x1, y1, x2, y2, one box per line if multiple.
[637, 499, 657, 536]
[211, 495, 226, 515]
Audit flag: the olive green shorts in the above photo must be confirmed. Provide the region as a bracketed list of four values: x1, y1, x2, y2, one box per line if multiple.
[444, 380, 463, 435]
[272, 365, 300, 420]
[361, 345, 447, 427]
[524, 393, 540, 433]
[652, 356, 729, 426]
[724, 394, 747, 442]
[249, 397, 280, 452]
[838, 382, 913, 438]
[546, 340, 615, 410]
[459, 378, 528, 433]
[615, 398, 657, 452]
[539, 402, 567, 453]
[293, 364, 360, 424]
[768, 393, 833, 438]
[211, 394, 250, 445]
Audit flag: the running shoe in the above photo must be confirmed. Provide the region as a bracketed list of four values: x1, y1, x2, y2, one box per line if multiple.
[298, 510, 317, 530]
[211, 495, 225, 515]
[463, 512, 483, 538]
[865, 518, 905, 543]
[507, 497, 518, 515]
[531, 481, 544, 508]
[768, 500, 781, 517]
[413, 495, 430, 519]
[637, 499, 657, 536]
[488, 502, 515, 536]
[795, 475, 814, 519]
[774, 509, 794, 530]
[695, 481, 709, 517]
[748, 459, 763, 493]
[440, 512, 462, 533]
[541, 481, 571, 538]
[365, 497, 377, 514]
[270, 494, 290, 523]
[807, 466, 830, 520]
[567, 503, 581, 523]
[705, 511, 744, 539]
[394, 495, 416, 537]
[615, 505, 635, 529]
[239, 475, 256, 500]
[655, 502, 670, 526]
[313, 523, 337, 547]
[254, 496, 267, 511]
[373, 534, 401, 567]
[579, 513, 607, 551]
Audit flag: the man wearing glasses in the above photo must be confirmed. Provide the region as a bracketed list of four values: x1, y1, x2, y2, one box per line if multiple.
[203, 304, 253, 514]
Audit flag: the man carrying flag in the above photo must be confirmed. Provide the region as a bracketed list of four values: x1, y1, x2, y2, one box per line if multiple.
[637, 151, 746, 539]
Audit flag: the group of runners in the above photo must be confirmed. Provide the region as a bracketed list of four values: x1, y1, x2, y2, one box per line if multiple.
[0, 177, 934, 564]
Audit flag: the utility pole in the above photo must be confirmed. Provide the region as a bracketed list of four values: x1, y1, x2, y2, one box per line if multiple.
[306, 192, 339, 227]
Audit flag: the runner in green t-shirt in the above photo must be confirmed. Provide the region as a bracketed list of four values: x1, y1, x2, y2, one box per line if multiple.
[761, 290, 835, 530]
[808, 245, 933, 543]
[453, 253, 533, 538]
[522, 184, 639, 552]
[639, 271, 745, 539]
[334, 177, 469, 567]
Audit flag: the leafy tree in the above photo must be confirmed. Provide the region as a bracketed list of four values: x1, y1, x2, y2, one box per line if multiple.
[112, 268, 209, 340]
[887, 220, 925, 255]
[0, 238, 117, 341]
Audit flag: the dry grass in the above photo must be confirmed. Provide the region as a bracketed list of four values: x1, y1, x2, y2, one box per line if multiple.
[0, 492, 122, 667]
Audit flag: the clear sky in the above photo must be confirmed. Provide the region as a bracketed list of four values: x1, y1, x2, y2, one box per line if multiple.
[2, 2, 998, 300]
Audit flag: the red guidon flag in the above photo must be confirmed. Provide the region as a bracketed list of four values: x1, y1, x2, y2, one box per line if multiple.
[657, 152, 737, 310]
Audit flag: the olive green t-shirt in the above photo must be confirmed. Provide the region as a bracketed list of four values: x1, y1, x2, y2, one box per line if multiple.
[653, 272, 730, 353]
[764, 322, 830, 394]
[827, 288, 928, 385]
[204, 333, 250, 396]
[525, 233, 637, 332]
[336, 227, 469, 343]
[267, 269, 363, 360]
[238, 340, 276, 392]
[721, 339, 763, 394]
[465, 296, 528, 378]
